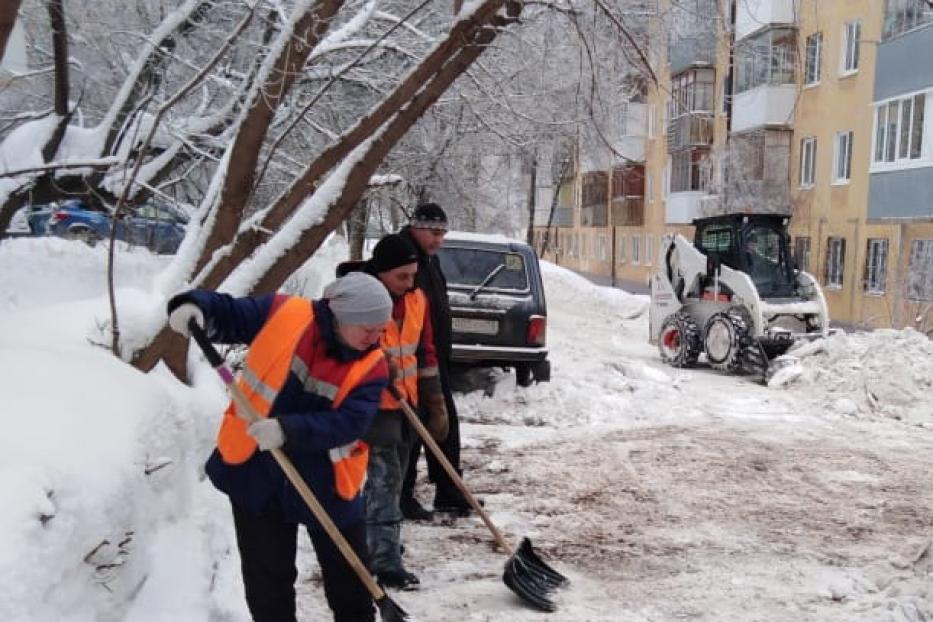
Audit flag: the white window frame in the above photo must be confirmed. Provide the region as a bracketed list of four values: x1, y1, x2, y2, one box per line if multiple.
[805, 31, 823, 86]
[833, 130, 853, 184]
[617, 235, 627, 264]
[907, 239, 933, 301]
[644, 234, 653, 266]
[865, 238, 888, 294]
[841, 20, 861, 75]
[597, 234, 608, 261]
[800, 137, 817, 188]
[632, 234, 641, 264]
[794, 236, 811, 272]
[826, 237, 845, 288]
[872, 89, 929, 171]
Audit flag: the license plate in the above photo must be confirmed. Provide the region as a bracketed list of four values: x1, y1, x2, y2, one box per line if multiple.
[453, 317, 498, 335]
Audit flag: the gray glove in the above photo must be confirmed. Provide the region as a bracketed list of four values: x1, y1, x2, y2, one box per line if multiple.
[248, 419, 285, 451]
[167, 302, 204, 337]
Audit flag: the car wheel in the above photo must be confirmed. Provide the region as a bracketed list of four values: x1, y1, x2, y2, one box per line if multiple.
[65, 225, 101, 247]
[531, 360, 551, 383]
[515, 363, 533, 387]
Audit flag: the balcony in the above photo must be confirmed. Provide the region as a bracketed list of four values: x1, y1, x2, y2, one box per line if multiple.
[667, 113, 714, 151]
[736, 0, 799, 40]
[731, 85, 796, 132]
[611, 197, 644, 226]
[553, 207, 574, 227]
[666, 192, 707, 224]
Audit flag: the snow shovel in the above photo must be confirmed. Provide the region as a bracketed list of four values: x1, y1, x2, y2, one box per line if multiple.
[188, 322, 408, 622]
[391, 388, 568, 612]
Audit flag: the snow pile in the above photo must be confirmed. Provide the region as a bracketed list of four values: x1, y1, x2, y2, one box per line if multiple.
[775, 329, 933, 425]
[540, 260, 648, 321]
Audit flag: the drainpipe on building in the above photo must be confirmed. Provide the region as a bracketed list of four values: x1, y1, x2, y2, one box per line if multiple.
[608, 171, 616, 287]
[847, 216, 861, 327]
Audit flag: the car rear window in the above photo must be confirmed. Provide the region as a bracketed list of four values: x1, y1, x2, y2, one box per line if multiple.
[439, 247, 528, 291]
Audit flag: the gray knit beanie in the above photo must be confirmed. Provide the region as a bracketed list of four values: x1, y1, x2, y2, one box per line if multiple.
[322, 272, 392, 326]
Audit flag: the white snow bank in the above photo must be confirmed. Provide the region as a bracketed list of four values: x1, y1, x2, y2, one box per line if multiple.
[772, 329, 933, 425]
[541, 260, 649, 320]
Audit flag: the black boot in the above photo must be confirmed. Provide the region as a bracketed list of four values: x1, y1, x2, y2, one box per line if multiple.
[400, 496, 434, 521]
[377, 568, 420, 591]
[432, 487, 480, 517]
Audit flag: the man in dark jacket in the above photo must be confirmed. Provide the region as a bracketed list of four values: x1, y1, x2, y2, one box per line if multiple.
[399, 203, 473, 518]
[166, 273, 392, 622]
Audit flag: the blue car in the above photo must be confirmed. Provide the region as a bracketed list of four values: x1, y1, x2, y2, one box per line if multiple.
[36, 200, 188, 254]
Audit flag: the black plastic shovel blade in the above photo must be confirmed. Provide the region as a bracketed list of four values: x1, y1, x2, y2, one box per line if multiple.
[376, 595, 409, 621]
[502, 538, 568, 612]
[516, 537, 568, 587]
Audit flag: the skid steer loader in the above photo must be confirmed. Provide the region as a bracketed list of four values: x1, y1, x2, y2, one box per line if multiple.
[649, 213, 830, 382]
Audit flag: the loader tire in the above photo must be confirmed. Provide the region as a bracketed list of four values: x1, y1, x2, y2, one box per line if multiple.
[659, 312, 701, 368]
[703, 311, 746, 373]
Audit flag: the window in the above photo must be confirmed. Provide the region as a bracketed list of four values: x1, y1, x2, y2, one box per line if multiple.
[670, 68, 715, 119]
[646, 172, 654, 201]
[907, 240, 933, 300]
[670, 149, 710, 193]
[632, 235, 641, 264]
[800, 137, 817, 187]
[864, 239, 889, 294]
[616, 236, 627, 264]
[833, 131, 853, 183]
[438, 248, 528, 290]
[644, 234, 653, 266]
[805, 32, 823, 85]
[841, 21, 861, 74]
[794, 236, 811, 272]
[824, 237, 846, 288]
[884, 0, 933, 39]
[735, 28, 797, 93]
[873, 93, 926, 165]
[720, 76, 730, 114]
[597, 234, 608, 261]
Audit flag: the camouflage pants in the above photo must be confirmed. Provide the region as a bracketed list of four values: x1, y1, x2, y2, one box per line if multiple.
[364, 439, 412, 574]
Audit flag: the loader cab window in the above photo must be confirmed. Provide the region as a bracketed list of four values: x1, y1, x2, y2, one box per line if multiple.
[697, 225, 740, 270]
[741, 225, 795, 297]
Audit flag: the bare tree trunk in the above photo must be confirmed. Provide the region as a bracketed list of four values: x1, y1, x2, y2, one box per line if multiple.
[132, 0, 520, 374]
[42, 0, 69, 162]
[347, 198, 370, 260]
[0, 0, 22, 62]
[192, 0, 346, 277]
[249, 18, 515, 295]
[0, 0, 69, 237]
[525, 154, 536, 246]
[193, 0, 511, 292]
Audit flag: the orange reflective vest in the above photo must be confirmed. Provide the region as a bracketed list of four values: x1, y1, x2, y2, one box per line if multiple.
[378, 288, 427, 409]
[216, 297, 384, 501]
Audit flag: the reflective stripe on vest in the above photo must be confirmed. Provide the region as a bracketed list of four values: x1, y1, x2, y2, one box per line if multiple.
[216, 298, 385, 501]
[379, 288, 426, 409]
[217, 297, 312, 465]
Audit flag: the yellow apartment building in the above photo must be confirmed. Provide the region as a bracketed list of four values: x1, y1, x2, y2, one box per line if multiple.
[534, 0, 933, 332]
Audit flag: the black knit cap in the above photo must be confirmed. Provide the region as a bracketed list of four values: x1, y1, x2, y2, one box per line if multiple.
[369, 233, 419, 274]
[410, 203, 448, 230]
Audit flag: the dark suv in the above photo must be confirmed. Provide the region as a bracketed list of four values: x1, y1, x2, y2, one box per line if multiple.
[437, 232, 550, 386]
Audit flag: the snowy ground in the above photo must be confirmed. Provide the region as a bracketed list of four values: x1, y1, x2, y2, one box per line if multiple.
[1, 237, 931, 621]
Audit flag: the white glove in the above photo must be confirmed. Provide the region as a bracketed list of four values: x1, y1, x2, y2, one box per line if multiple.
[248, 419, 285, 451]
[168, 302, 204, 337]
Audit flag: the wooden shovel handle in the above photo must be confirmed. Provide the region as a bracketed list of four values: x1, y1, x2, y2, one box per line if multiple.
[395, 394, 514, 556]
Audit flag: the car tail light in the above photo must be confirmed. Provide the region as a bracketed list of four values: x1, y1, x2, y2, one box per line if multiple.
[51, 211, 69, 223]
[527, 315, 546, 346]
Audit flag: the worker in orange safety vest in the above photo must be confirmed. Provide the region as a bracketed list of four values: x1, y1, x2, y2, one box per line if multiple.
[166, 272, 392, 622]
[337, 233, 449, 591]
